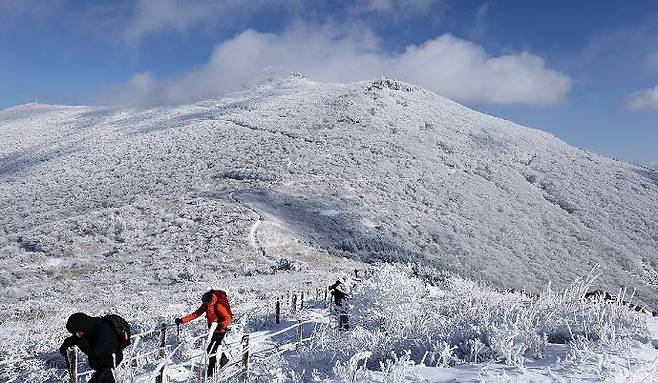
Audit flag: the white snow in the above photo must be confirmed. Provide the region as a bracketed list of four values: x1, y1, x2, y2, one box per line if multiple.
[0, 75, 657, 382]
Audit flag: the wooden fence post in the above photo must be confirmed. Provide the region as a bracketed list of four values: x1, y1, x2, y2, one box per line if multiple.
[296, 320, 303, 353]
[67, 347, 78, 383]
[240, 335, 250, 382]
[275, 298, 280, 324]
[155, 365, 166, 383]
[159, 323, 167, 357]
[291, 293, 297, 314]
[155, 323, 167, 383]
[300, 291, 304, 310]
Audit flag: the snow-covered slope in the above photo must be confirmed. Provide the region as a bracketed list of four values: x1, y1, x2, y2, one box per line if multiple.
[1, 75, 657, 315]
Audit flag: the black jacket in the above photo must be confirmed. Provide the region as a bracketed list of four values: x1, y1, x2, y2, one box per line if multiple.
[59, 313, 123, 370]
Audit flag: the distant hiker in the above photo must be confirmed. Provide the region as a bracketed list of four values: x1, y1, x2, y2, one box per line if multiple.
[59, 312, 131, 383]
[584, 290, 613, 301]
[329, 279, 347, 306]
[176, 289, 233, 376]
[585, 290, 654, 315]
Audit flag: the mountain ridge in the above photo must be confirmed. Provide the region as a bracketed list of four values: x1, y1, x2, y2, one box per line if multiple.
[1, 75, 657, 309]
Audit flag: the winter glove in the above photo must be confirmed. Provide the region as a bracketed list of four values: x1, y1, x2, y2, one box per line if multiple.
[175, 317, 183, 325]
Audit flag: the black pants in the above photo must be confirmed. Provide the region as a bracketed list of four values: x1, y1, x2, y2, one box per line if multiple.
[207, 331, 229, 376]
[88, 368, 115, 383]
[332, 291, 345, 306]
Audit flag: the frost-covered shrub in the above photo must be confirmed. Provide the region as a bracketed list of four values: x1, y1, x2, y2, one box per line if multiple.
[333, 351, 370, 382]
[379, 351, 414, 383]
[301, 264, 649, 374]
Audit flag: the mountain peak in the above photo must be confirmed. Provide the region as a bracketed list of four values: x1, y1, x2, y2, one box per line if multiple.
[0, 78, 656, 310]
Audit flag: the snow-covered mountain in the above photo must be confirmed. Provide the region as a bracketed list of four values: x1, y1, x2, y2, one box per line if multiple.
[1, 74, 657, 314]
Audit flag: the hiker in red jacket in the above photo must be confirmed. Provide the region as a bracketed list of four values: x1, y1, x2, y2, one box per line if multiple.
[175, 290, 233, 376]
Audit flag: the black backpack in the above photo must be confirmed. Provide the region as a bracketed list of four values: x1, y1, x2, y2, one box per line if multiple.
[103, 314, 131, 349]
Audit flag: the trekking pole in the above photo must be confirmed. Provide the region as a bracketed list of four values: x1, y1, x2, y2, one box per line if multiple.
[111, 353, 117, 383]
[155, 364, 166, 383]
[200, 323, 218, 382]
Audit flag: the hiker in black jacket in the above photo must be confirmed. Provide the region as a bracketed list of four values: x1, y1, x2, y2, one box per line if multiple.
[59, 313, 124, 383]
[329, 279, 347, 306]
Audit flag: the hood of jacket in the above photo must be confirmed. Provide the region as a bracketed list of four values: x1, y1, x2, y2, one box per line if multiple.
[66, 312, 97, 334]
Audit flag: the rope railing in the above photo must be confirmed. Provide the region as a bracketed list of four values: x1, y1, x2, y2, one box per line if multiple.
[136, 291, 337, 383]
[193, 322, 332, 383]
[0, 285, 340, 383]
[138, 313, 335, 382]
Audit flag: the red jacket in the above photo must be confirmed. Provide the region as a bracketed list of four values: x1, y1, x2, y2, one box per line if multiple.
[181, 290, 233, 332]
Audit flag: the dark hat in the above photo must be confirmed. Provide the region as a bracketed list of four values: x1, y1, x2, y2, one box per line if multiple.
[66, 312, 95, 334]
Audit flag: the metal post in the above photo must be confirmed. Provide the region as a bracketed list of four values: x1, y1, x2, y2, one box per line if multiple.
[159, 323, 167, 357]
[296, 320, 303, 353]
[275, 298, 280, 324]
[67, 347, 78, 383]
[240, 335, 250, 382]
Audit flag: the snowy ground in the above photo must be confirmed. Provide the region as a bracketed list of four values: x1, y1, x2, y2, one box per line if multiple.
[1, 75, 657, 381]
[107, 269, 658, 383]
[143, 313, 658, 383]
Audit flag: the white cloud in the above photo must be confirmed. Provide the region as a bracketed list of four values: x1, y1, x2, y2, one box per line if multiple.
[122, 0, 283, 43]
[0, 0, 63, 30]
[121, 0, 444, 43]
[100, 72, 158, 106]
[101, 23, 571, 106]
[394, 35, 570, 105]
[625, 85, 658, 112]
[349, 0, 446, 22]
[361, 0, 439, 14]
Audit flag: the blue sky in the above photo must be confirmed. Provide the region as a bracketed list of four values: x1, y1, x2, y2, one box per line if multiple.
[1, 0, 657, 165]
